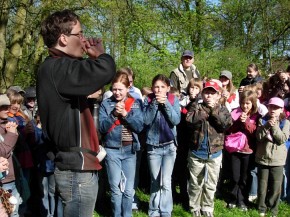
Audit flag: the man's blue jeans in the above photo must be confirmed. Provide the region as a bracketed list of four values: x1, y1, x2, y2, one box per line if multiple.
[54, 168, 98, 217]
[147, 143, 177, 217]
[105, 145, 136, 217]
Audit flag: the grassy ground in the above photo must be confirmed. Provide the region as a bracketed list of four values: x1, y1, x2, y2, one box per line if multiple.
[93, 188, 290, 217]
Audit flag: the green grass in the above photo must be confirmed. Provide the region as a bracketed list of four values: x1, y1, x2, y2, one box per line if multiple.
[93, 188, 290, 217]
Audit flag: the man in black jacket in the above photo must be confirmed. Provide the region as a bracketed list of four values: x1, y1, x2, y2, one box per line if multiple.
[37, 10, 116, 217]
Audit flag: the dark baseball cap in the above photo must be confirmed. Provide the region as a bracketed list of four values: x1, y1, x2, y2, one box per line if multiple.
[182, 50, 194, 57]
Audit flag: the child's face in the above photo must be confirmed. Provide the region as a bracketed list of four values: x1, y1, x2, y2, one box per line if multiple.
[0, 105, 9, 119]
[189, 86, 200, 99]
[219, 76, 230, 87]
[152, 80, 170, 96]
[241, 100, 253, 114]
[112, 82, 129, 101]
[256, 89, 262, 98]
[9, 102, 21, 115]
[268, 104, 283, 119]
[247, 67, 258, 79]
[202, 88, 219, 106]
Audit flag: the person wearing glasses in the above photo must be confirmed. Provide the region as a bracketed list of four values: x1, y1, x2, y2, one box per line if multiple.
[170, 50, 201, 99]
[37, 10, 116, 217]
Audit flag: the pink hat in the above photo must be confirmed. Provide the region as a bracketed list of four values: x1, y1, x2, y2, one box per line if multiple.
[203, 81, 220, 92]
[268, 97, 284, 108]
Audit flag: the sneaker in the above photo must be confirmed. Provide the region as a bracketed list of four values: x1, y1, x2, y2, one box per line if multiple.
[248, 195, 257, 202]
[192, 210, 201, 217]
[132, 202, 138, 211]
[202, 211, 214, 217]
[227, 203, 236, 209]
[238, 204, 248, 212]
[259, 213, 266, 217]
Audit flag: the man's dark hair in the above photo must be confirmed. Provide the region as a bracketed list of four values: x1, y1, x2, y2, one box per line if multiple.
[40, 10, 80, 48]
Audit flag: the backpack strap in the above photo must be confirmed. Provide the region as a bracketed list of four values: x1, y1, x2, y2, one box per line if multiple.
[107, 97, 135, 133]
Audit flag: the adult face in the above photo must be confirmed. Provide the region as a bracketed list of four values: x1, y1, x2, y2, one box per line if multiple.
[26, 97, 36, 110]
[0, 105, 10, 119]
[279, 72, 289, 82]
[60, 20, 86, 58]
[181, 56, 194, 69]
[112, 82, 129, 102]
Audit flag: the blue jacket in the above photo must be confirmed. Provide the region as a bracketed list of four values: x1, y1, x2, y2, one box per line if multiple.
[99, 96, 144, 151]
[143, 94, 181, 146]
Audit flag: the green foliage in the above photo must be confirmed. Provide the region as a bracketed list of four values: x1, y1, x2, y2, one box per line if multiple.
[93, 189, 290, 217]
[196, 47, 253, 87]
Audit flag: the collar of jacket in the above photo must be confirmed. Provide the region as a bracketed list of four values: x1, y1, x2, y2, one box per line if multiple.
[48, 47, 83, 60]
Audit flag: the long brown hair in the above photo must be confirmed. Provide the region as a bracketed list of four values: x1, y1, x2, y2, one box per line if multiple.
[239, 90, 258, 115]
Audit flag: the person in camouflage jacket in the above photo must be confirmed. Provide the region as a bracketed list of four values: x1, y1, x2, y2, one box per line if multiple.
[185, 80, 232, 217]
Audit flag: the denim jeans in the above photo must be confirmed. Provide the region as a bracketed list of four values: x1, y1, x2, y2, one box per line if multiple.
[249, 167, 258, 196]
[105, 145, 136, 217]
[54, 168, 98, 217]
[2, 181, 21, 217]
[147, 143, 177, 217]
[38, 172, 63, 217]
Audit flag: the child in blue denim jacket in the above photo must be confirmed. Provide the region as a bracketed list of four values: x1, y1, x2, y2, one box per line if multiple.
[99, 71, 144, 217]
[143, 74, 181, 217]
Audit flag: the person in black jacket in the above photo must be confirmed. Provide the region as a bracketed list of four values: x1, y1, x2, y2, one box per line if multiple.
[239, 63, 263, 93]
[37, 10, 116, 217]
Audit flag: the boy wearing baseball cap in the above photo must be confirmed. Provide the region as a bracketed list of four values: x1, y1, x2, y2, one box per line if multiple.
[186, 80, 232, 217]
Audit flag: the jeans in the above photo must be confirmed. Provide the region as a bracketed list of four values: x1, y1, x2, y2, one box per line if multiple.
[54, 168, 98, 217]
[147, 143, 176, 217]
[38, 172, 63, 217]
[2, 181, 21, 217]
[105, 145, 136, 217]
[249, 167, 258, 196]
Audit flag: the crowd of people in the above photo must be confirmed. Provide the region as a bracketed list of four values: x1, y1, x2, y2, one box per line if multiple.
[1, 9, 290, 217]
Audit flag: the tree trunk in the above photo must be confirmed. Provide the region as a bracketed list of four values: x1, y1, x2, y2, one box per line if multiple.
[2, 0, 28, 88]
[0, 0, 9, 91]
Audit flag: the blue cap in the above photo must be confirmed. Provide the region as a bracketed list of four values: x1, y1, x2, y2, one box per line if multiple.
[182, 50, 194, 57]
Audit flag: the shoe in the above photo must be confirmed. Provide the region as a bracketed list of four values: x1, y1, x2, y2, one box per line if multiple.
[202, 211, 214, 217]
[227, 203, 236, 209]
[259, 213, 265, 217]
[248, 195, 257, 202]
[192, 210, 201, 217]
[238, 204, 248, 212]
[132, 202, 138, 212]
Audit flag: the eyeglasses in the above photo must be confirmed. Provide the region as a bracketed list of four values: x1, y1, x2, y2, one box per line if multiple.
[67, 32, 85, 39]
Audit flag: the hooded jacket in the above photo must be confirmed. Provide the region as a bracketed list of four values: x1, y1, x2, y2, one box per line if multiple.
[37, 48, 116, 171]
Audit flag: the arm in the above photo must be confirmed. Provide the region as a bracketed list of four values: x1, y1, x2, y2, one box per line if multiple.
[186, 103, 209, 125]
[0, 123, 18, 158]
[143, 97, 159, 125]
[53, 54, 116, 96]
[208, 105, 232, 133]
[256, 118, 270, 142]
[160, 96, 181, 126]
[271, 120, 290, 145]
[121, 99, 144, 133]
[98, 101, 117, 134]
